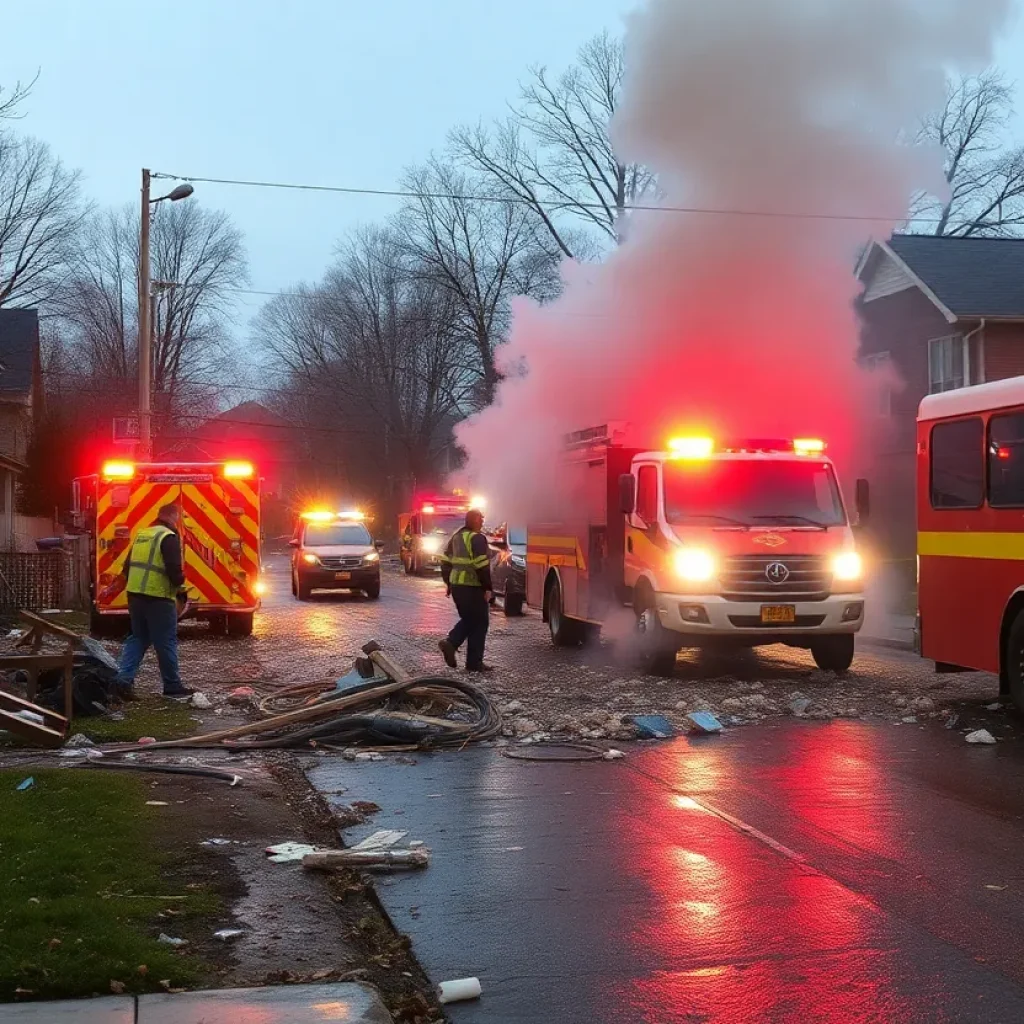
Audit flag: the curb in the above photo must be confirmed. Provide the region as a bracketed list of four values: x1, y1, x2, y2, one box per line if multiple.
[861, 634, 915, 653]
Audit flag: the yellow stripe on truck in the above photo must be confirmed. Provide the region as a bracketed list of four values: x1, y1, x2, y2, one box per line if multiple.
[918, 531, 1024, 560]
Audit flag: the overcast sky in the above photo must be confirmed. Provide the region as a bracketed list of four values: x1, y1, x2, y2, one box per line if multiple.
[2, 0, 1023, 338]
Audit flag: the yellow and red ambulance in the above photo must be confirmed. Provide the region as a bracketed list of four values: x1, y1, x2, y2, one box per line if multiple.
[72, 459, 262, 636]
[527, 426, 869, 675]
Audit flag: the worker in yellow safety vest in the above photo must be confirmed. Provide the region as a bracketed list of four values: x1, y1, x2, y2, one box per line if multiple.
[114, 503, 194, 701]
[438, 508, 494, 672]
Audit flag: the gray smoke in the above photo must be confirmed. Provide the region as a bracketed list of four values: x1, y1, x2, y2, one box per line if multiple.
[456, 0, 1014, 526]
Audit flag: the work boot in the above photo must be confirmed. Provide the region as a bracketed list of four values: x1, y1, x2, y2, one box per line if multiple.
[163, 686, 196, 702]
[466, 663, 494, 673]
[438, 639, 458, 669]
[114, 686, 138, 703]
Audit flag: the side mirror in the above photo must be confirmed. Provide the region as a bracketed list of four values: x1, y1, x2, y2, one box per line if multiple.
[288, 538, 300, 548]
[854, 478, 870, 525]
[374, 539, 385, 550]
[618, 473, 636, 515]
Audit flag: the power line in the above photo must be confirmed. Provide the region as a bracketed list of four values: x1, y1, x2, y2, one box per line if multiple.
[154, 170, 915, 225]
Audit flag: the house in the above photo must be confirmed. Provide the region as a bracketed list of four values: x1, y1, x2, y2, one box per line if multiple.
[0, 308, 45, 548]
[856, 234, 1024, 560]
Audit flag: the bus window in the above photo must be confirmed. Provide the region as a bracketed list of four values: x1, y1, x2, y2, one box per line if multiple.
[989, 412, 1024, 507]
[930, 418, 984, 509]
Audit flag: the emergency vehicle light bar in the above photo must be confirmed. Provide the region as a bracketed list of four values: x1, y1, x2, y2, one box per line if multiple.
[301, 510, 336, 522]
[224, 461, 255, 479]
[102, 460, 135, 479]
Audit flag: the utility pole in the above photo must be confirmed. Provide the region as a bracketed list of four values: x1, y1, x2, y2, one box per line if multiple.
[139, 169, 152, 460]
[136, 171, 194, 461]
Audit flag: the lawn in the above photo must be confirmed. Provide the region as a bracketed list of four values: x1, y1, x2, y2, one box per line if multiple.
[0, 769, 216, 1000]
[79, 697, 197, 744]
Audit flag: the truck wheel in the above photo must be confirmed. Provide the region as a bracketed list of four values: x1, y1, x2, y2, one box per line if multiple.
[90, 607, 126, 639]
[546, 576, 584, 647]
[297, 576, 312, 601]
[810, 635, 855, 673]
[1004, 612, 1024, 712]
[291, 572, 298, 597]
[363, 580, 381, 600]
[228, 612, 254, 637]
[504, 593, 525, 617]
[635, 587, 678, 676]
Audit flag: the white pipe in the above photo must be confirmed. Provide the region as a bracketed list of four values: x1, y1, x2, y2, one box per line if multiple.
[963, 319, 986, 386]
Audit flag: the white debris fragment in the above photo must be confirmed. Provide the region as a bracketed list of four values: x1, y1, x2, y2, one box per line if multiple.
[214, 929, 244, 942]
[985, 702, 1002, 711]
[190, 692, 213, 709]
[603, 749, 626, 760]
[158, 933, 188, 947]
[965, 729, 997, 745]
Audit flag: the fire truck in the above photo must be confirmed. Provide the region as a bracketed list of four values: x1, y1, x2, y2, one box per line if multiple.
[398, 493, 479, 575]
[72, 459, 263, 636]
[916, 377, 1024, 710]
[526, 425, 869, 675]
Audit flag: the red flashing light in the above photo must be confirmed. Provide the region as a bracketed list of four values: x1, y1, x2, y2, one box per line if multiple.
[224, 461, 254, 479]
[793, 438, 826, 454]
[421, 504, 436, 514]
[102, 460, 135, 480]
[998, 447, 1012, 460]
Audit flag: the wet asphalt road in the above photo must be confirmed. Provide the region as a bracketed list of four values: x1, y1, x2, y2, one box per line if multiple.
[310, 725, 1024, 1024]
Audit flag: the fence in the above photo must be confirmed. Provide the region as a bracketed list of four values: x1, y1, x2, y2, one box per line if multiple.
[0, 551, 72, 612]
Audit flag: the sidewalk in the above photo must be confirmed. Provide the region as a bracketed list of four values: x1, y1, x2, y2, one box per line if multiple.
[0, 983, 393, 1023]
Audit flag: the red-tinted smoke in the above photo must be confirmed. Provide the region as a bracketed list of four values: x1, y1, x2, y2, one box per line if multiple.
[455, 0, 1013, 524]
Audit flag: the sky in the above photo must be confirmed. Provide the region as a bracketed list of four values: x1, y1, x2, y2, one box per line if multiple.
[2, 0, 1023, 348]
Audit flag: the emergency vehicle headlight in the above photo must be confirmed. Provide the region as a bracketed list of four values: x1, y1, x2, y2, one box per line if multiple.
[668, 436, 714, 459]
[224, 461, 254, 479]
[421, 504, 436, 514]
[253, 578, 268, 596]
[302, 553, 320, 565]
[674, 548, 716, 582]
[363, 551, 380, 563]
[420, 536, 441, 554]
[471, 495, 487, 509]
[793, 438, 826, 455]
[102, 460, 135, 480]
[832, 551, 862, 581]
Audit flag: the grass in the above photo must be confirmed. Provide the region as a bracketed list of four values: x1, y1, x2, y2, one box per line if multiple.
[0, 769, 216, 1000]
[78, 697, 197, 744]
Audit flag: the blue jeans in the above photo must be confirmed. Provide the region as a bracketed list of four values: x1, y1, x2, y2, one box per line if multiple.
[116, 594, 183, 694]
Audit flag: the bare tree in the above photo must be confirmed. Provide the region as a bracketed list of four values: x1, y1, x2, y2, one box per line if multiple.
[0, 71, 38, 121]
[0, 134, 87, 306]
[452, 31, 654, 256]
[57, 201, 247, 436]
[401, 157, 560, 405]
[912, 70, 1024, 237]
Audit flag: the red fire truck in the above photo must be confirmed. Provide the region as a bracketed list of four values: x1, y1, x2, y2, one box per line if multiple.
[527, 424, 869, 675]
[72, 459, 263, 636]
[917, 377, 1024, 709]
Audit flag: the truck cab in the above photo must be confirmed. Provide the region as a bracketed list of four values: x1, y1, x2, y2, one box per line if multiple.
[527, 431, 868, 675]
[399, 495, 474, 575]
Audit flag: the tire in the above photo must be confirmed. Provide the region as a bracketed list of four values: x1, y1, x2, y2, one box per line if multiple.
[228, 612, 254, 636]
[363, 580, 381, 600]
[1004, 612, 1024, 711]
[291, 571, 298, 597]
[209, 614, 229, 636]
[810, 634, 855, 673]
[634, 585, 678, 677]
[297, 576, 312, 601]
[545, 575, 585, 647]
[90, 606, 126, 639]
[504, 593, 525, 617]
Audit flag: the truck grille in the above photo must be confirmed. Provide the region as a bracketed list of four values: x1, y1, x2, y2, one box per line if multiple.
[319, 556, 363, 569]
[720, 555, 830, 602]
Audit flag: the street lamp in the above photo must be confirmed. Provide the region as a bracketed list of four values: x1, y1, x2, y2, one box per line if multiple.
[138, 170, 193, 459]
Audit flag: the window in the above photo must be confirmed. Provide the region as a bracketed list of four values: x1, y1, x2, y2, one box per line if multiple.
[303, 523, 372, 546]
[930, 418, 984, 509]
[988, 412, 1024, 507]
[928, 336, 966, 394]
[636, 465, 658, 524]
[861, 351, 893, 416]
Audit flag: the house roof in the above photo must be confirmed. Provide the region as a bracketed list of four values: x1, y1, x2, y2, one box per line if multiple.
[0, 308, 40, 396]
[883, 235, 1024, 320]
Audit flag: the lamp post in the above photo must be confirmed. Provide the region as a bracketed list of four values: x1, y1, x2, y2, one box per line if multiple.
[138, 170, 193, 459]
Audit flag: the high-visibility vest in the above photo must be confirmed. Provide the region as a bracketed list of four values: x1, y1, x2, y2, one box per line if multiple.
[442, 529, 489, 586]
[126, 525, 178, 599]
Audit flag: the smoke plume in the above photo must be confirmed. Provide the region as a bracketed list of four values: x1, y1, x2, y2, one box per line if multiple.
[456, 0, 1013, 524]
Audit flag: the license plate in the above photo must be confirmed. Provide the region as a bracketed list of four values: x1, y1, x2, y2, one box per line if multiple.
[335, 572, 351, 581]
[761, 605, 796, 624]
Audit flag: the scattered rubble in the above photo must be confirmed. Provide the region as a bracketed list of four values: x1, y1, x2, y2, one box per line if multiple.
[965, 729, 997, 745]
[191, 692, 213, 710]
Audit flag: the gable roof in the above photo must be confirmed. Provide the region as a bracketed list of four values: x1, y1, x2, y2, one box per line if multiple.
[874, 235, 1024, 320]
[0, 308, 40, 397]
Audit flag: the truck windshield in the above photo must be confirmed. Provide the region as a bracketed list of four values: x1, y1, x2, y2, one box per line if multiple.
[508, 527, 527, 546]
[663, 460, 846, 528]
[305, 524, 372, 546]
[422, 515, 464, 536]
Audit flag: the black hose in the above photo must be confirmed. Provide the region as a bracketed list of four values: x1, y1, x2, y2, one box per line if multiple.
[225, 674, 501, 751]
[84, 760, 244, 784]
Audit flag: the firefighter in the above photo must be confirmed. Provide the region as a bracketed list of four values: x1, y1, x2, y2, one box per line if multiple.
[438, 508, 494, 672]
[114, 503, 194, 701]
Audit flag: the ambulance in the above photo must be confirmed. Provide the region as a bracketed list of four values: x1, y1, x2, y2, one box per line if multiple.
[527, 425, 869, 675]
[72, 460, 262, 636]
